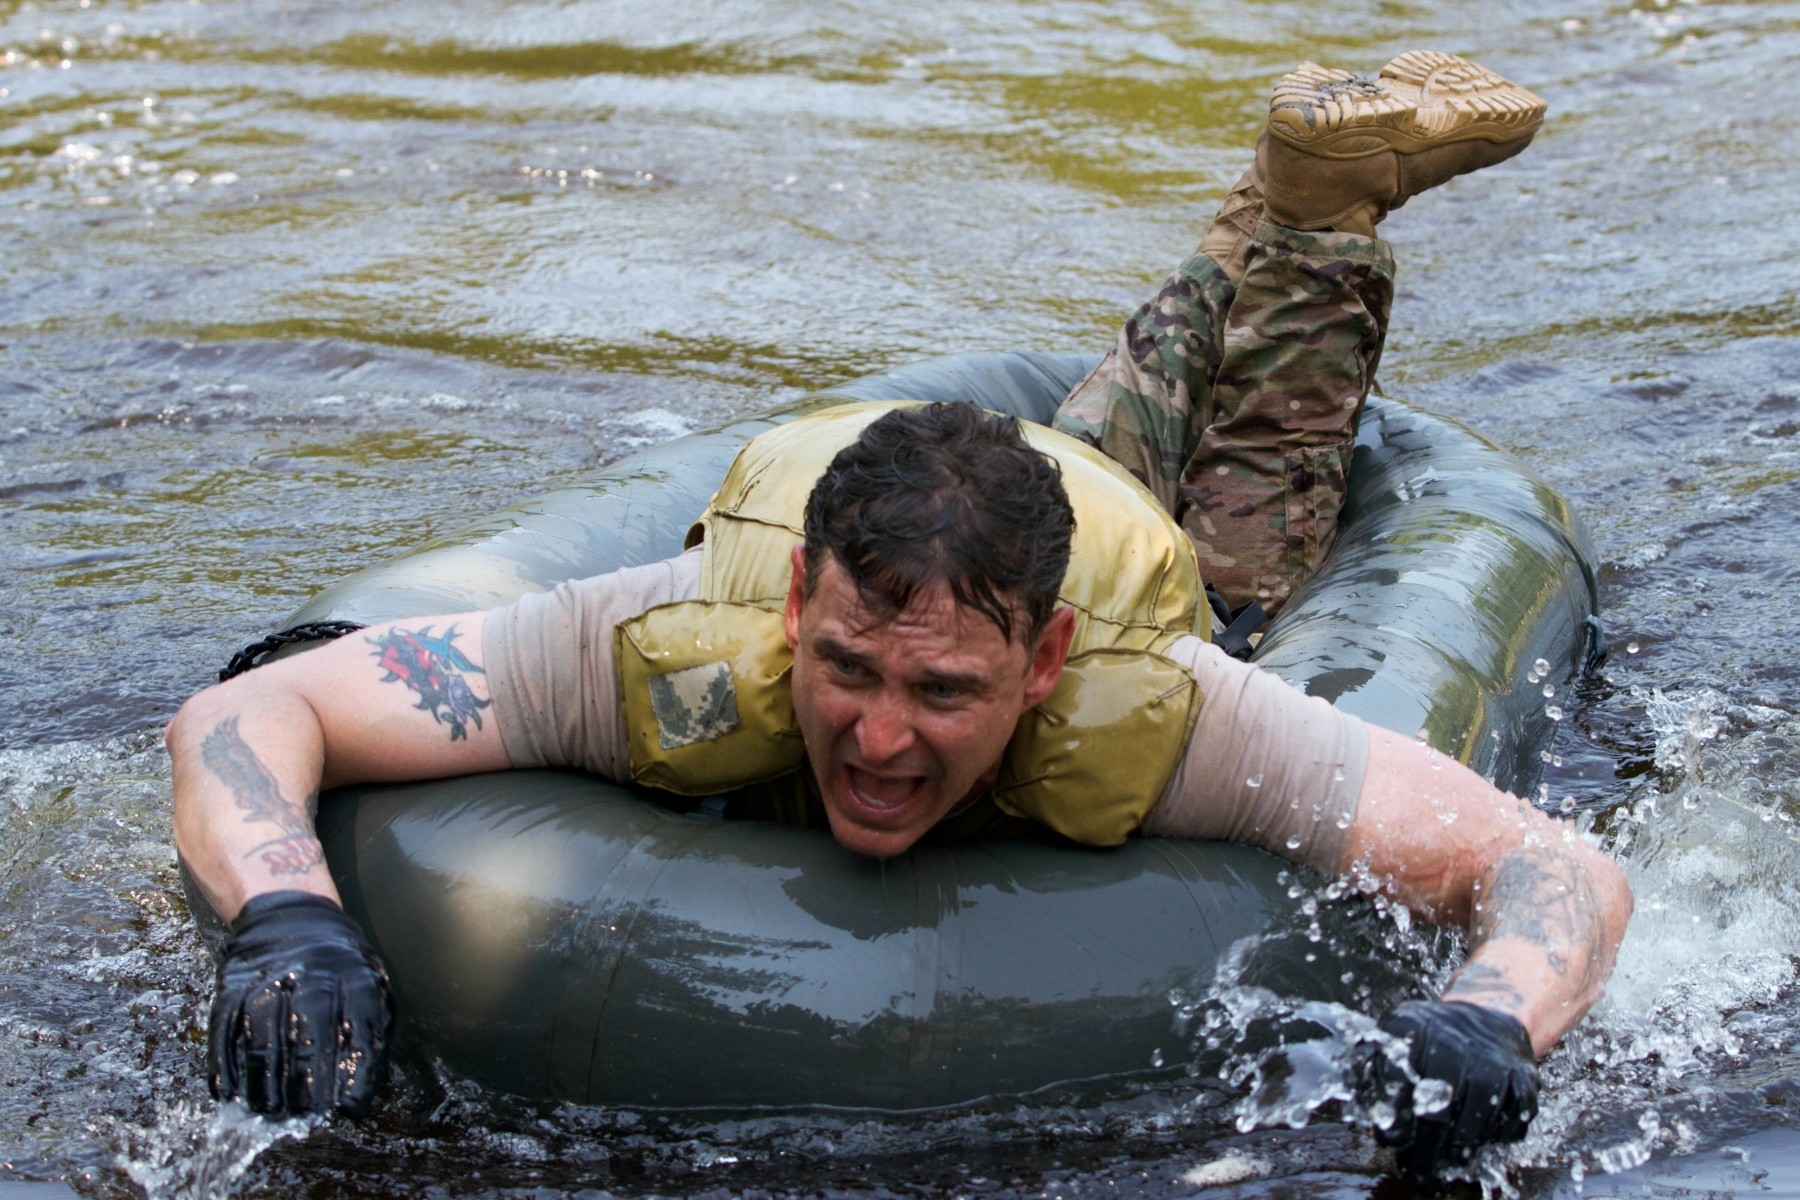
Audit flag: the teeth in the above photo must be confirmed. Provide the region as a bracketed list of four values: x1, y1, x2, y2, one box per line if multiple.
[848, 769, 915, 809]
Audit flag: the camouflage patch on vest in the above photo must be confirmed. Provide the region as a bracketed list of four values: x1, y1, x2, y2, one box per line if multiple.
[648, 661, 741, 750]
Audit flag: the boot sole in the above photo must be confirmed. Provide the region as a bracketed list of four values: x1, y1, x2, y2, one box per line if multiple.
[1267, 51, 1545, 160]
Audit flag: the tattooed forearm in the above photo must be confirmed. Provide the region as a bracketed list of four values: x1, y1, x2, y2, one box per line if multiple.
[368, 623, 491, 741]
[200, 717, 313, 837]
[1464, 845, 1608, 988]
[244, 833, 325, 876]
[199, 717, 325, 875]
[1444, 960, 1527, 1010]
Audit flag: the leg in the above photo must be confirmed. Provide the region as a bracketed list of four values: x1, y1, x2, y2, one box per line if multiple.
[1057, 51, 1541, 619]
[1051, 251, 1236, 519]
[1181, 221, 1391, 614]
[1053, 221, 1390, 619]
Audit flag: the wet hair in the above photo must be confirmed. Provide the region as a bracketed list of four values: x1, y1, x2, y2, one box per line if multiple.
[802, 403, 1075, 645]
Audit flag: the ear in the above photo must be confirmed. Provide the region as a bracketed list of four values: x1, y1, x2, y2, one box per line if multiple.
[783, 544, 808, 652]
[1021, 605, 1076, 709]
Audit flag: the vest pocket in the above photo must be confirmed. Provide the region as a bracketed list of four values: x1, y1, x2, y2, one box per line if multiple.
[616, 601, 805, 794]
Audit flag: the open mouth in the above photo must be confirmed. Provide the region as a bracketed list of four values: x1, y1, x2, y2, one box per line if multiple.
[842, 764, 928, 821]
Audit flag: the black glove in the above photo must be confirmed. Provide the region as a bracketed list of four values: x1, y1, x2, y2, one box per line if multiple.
[1354, 999, 1539, 1183]
[208, 891, 395, 1119]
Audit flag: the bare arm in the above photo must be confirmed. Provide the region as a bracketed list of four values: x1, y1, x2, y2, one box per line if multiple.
[168, 616, 510, 923]
[1342, 725, 1634, 1055]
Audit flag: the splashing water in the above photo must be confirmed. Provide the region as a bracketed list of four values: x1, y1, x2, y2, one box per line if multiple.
[1163, 869, 1459, 1166]
[1162, 685, 1800, 1194]
[114, 1104, 317, 1200]
[1526, 688, 1800, 1186]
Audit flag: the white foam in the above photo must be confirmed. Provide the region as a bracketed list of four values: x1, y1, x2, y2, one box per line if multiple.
[1180, 1151, 1271, 1187]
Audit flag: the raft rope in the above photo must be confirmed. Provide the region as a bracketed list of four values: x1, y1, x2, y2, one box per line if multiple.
[219, 621, 367, 683]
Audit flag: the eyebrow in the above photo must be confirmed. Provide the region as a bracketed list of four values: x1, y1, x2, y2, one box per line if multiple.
[811, 635, 993, 693]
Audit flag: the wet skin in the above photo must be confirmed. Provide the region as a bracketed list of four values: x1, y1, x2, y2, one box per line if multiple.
[782, 546, 1077, 859]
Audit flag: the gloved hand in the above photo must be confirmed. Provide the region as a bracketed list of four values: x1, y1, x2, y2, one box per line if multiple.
[1354, 999, 1539, 1183]
[208, 890, 395, 1119]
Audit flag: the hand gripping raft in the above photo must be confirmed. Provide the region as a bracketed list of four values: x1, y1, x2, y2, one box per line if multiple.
[206, 351, 1599, 1111]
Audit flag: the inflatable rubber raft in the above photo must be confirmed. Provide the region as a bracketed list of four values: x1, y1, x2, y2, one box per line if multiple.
[241, 351, 1600, 1111]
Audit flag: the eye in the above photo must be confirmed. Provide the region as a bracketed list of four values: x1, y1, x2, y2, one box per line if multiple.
[923, 682, 963, 703]
[831, 655, 864, 678]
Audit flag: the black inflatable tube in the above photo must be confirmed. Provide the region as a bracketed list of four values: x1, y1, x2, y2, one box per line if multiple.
[245, 351, 1597, 1110]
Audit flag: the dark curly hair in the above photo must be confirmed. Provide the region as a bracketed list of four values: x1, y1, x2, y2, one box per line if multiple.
[802, 403, 1075, 645]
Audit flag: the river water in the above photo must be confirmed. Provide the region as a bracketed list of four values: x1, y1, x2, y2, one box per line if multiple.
[3, 0, 1798, 1196]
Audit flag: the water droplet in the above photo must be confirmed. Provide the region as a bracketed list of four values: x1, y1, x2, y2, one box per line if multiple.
[1415, 727, 1430, 743]
[1284, 836, 1302, 850]
[1533, 657, 1551, 676]
[1542, 683, 1557, 699]
[1335, 813, 1351, 829]
[1245, 773, 1263, 789]
[1559, 796, 1577, 814]
[1546, 704, 1563, 720]
[1626, 640, 1641, 655]
[1150, 1047, 1164, 1068]
[1332, 766, 1346, 782]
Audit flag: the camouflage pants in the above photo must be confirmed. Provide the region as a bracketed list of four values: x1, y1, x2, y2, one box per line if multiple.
[1053, 220, 1395, 619]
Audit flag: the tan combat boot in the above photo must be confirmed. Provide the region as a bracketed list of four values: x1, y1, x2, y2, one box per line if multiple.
[1195, 162, 1266, 283]
[1258, 51, 1546, 238]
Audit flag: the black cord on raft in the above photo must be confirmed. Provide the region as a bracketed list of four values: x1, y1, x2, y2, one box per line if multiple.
[219, 621, 367, 683]
[1205, 585, 1265, 661]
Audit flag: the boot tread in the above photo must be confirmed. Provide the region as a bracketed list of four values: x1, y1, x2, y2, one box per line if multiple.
[1268, 51, 1544, 158]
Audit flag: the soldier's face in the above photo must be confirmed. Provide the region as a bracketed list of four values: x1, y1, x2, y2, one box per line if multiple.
[783, 548, 1074, 859]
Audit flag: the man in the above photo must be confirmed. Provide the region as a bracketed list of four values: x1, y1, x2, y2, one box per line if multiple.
[168, 54, 1632, 1183]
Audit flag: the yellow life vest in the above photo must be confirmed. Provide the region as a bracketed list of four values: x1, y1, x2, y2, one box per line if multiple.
[614, 402, 1210, 846]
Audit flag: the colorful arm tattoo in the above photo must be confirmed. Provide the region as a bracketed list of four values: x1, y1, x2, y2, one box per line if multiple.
[367, 622, 492, 741]
[199, 716, 325, 877]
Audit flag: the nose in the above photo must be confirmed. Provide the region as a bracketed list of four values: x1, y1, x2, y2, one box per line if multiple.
[854, 688, 917, 765]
